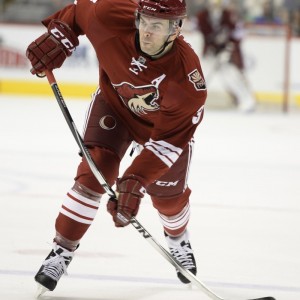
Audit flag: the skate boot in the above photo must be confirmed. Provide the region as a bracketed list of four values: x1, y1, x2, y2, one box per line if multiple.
[35, 242, 74, 296]
[165, 230, 197, 284]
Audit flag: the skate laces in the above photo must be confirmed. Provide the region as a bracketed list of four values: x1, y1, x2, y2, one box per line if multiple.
[42, 245, 73, 280]
[169, 241, 195, 269]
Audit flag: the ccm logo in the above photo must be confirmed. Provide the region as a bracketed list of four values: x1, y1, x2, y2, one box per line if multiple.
[130, 219, 151, 238]
[50, 28, 75, 52]
[155, 180, 179, 187]
[144, 5, 157, 11]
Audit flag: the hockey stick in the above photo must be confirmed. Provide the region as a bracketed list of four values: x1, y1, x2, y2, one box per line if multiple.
[44, 70, 275, 300]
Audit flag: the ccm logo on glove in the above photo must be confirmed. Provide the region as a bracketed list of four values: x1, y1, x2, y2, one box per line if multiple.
[49, 27, 76, 53]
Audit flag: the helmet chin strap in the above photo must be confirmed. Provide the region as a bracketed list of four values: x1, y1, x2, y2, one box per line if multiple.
[151, 34, 175, 57]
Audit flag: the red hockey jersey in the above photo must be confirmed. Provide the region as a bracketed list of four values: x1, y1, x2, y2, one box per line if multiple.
[42, 0, 207, 186]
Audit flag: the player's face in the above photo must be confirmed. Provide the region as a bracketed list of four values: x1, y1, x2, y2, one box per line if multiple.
[138, 15, 173, 56]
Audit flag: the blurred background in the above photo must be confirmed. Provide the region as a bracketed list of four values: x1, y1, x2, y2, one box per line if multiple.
[0, 0, 300, 113]
[0, 0, 300, 30]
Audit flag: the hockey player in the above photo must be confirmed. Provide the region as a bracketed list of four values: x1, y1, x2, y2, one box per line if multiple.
[197, 0, 256, 112]
[26, 0, 207, 294]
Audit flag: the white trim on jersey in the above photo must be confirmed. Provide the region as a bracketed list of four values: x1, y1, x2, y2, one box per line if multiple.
[158, 202, 190, 231]
[145, 138, 183, 168]
[60, 189, 100, 225]
[82, 87, 101, 137]
[184, 138, 194, 190]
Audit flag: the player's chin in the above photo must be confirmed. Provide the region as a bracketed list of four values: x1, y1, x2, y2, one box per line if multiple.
[141, 48, 157, 56]
[140, 44, 155, 55]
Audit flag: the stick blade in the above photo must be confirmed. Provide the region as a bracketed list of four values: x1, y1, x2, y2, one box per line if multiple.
[249, 297, 276, 300]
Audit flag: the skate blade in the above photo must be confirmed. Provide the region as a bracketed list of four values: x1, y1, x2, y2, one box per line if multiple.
[35, 283, 49, 298]
[184, 283, 193, 290]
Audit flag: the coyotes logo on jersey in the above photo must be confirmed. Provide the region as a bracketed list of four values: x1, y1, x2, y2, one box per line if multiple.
[113, 82, 159, 116]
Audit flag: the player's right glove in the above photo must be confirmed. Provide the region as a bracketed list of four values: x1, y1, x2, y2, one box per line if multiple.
[107, 176, 146, 227]
[26, 20, 79, 75]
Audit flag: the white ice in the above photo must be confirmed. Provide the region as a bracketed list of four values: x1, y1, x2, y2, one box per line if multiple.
[0, 95, 300, 300]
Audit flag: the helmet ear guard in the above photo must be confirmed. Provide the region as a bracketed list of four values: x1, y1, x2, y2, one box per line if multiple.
[169, 19, 184, 35]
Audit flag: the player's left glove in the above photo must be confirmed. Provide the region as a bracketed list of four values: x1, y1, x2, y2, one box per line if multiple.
[107, 176, 146, 227]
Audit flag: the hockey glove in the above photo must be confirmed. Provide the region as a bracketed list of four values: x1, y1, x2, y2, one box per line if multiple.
[26, 20, 79, 75]
[107, 176, 146, 227]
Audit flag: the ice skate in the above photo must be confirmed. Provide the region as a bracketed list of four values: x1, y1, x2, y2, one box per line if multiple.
[35, 242, 74, 296]
[165, 230, 197, 284]
[237, 99, 256, 113]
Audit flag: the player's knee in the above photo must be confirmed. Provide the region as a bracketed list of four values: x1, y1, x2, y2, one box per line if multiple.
[151, 187, 191, 215]
[75, 146, 120, 193]
[151, 188, 191, 237]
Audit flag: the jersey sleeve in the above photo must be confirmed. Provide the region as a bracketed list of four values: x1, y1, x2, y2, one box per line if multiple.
[41, 0, 136, 38]
[41, 3, 83, 35]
